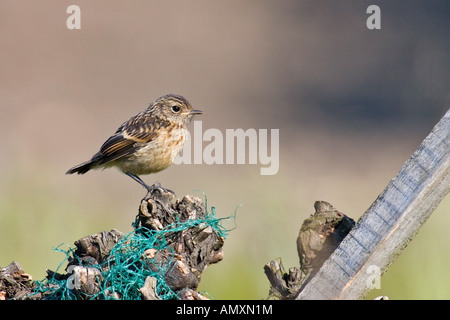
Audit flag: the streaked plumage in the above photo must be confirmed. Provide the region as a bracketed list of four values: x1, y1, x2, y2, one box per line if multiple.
[66, 94, 202, 191]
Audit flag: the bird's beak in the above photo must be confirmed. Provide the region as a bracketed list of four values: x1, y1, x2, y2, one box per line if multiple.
[186, 109, 202, 123]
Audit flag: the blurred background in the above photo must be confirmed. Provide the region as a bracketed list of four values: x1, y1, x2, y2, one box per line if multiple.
[0, 0, 449, 299]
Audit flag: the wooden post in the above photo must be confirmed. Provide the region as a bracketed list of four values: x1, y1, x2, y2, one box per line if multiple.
[296, 108, 450, 300]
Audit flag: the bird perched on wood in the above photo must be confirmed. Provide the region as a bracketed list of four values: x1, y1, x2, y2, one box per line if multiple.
[66, 94, 202, 192]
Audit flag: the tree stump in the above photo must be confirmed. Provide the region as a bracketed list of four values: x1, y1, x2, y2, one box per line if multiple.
[0, 184, 227, 300]
[264, 201, 355, 299]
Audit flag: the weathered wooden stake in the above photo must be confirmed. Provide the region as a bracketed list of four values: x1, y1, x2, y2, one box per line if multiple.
[297, 108, 450, 300]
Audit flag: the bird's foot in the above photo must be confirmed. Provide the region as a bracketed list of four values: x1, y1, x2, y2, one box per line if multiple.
[145, 181, 175, 197]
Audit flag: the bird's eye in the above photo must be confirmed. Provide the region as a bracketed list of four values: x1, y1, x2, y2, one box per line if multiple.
[171, 105, 181, 113]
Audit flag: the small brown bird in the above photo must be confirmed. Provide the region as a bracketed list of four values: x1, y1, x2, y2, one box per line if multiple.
[66, 94, 202, 191]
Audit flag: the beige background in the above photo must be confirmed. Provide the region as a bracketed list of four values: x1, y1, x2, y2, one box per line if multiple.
[0, 1, 449, 299]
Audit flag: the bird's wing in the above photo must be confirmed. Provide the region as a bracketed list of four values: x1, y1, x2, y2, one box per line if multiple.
[92, 112, 169, 166]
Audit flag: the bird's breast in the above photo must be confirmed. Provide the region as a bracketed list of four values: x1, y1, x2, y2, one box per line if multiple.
[115, 127, 187, 175]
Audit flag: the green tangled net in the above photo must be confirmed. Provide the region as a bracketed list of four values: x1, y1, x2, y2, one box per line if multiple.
[33, 204, 233, 300]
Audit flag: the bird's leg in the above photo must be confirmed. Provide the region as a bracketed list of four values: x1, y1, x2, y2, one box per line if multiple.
[125, 173, 174, 195]
[125, 172, 154, 192]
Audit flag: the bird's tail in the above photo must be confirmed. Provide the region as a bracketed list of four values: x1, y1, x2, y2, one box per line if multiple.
[66, 160, 95, 175]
